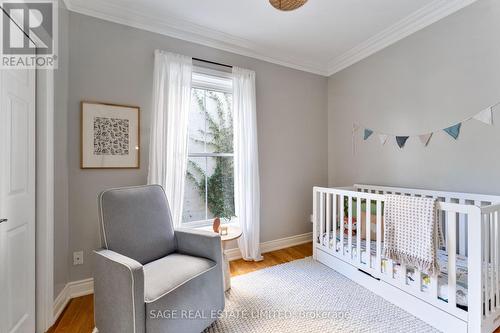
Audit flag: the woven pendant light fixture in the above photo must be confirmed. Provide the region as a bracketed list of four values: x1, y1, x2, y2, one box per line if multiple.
[269, 0, 308, 11]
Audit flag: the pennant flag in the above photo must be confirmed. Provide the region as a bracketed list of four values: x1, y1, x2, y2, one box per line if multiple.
[473, 107, 493, 125]
[396, 136, 409, 149]
[364, 129, 374, 140]
[443, 123, 462, 140]
[378, 134, 388, 145]
[418, 133, 433, 147]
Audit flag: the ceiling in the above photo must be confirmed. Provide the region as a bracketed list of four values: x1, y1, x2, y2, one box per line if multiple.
[64, 0, 477, 76]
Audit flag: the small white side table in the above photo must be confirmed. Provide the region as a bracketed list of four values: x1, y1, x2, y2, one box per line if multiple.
[202, 225, 242, 291]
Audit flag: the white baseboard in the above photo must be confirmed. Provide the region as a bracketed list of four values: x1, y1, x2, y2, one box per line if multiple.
[67, 277, 94, 298]
[53, 232, 312, 323]
[53, 278, 94, 323]
[224, 232, 312, 261]
[53, 285, 70, 324]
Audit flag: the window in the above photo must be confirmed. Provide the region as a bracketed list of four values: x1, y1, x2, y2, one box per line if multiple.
[182, 68, 235, 226]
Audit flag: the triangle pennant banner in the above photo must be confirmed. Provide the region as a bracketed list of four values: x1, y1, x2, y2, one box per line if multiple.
[473, 107, 493, 125]
[418, 133, 433, 147]
[364, 129, 374, 140]
[378, 134, 389, 145]
[357, 102, 497, 149]
[443, 123, 462, 140]
[396, 136, 409, 149]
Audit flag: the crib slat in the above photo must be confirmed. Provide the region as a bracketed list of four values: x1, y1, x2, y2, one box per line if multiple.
[340, 195, 344, 256]
[481, 212, 486, 313]
[490, 212, 495, 312]
[485, 213, 490, 315]
[387, 259, 394, 278]
[376, 200, 382, 271]
[429, 274, 438, 302]
[415, 270, 422, 292]
[447, 211, 457, 309]
[485, 213, 490, 316]
[313, 190, 318, 245]
[348, 196, 353, 258]
[356, 198, 362, 264]
[366, 199, 371, 268]
[400, 264, 407, 288]
[325, 193, 331, 251]
[444, 198, 450, 246]
[459, 199, 467, 256]
[468, 206, 483, 329]
[319, 192, 324, 247]
[495, 211, 499, 311]
[332, 194, 337, 254]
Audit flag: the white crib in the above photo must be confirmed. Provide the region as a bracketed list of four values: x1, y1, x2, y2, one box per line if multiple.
[312, 184, 500, 333]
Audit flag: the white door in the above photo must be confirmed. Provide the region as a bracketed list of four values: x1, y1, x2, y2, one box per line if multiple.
[0, 67, 36, 332]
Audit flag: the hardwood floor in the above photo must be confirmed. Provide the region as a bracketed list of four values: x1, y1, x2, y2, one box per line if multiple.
[46, 294, 94, 333]
[46, 242, 313, 333]
[229, 242, 312, 276]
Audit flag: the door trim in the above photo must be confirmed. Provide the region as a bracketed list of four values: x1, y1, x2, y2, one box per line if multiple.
[36, 69, 55, 333]
[0, 10, 55, 332]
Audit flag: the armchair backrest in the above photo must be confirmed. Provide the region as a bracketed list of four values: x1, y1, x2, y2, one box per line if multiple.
[98, 185, 176, 264]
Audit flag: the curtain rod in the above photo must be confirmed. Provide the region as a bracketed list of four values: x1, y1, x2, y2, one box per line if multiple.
[193, 57, 233, 69]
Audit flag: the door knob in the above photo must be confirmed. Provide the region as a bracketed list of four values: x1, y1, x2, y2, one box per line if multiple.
[0, 218, 7, 223]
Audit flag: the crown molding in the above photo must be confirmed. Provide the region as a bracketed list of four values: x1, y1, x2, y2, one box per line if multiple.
[61, 0, 71, 10]
[63, 0, 328, 76]
[326, 0, 478, 76]
[64, 0, 477, 77]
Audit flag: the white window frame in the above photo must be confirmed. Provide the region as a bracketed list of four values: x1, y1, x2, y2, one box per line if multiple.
[183, 67, 236, 228]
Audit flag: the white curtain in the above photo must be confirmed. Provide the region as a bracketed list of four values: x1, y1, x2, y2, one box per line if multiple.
[148, 50, 192, 228]
[233, 67, 263, 261]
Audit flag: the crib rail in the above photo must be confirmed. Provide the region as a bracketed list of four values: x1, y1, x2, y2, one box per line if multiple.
[313, 185, 497, 330]
[356, 184, 500, 257]
[354, 184, 500, 206]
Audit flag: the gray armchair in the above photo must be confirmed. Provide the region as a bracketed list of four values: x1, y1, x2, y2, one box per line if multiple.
[93, 185, 225, 333]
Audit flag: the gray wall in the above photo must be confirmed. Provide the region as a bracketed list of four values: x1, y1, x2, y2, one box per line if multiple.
[54, 0, 69, 299]
[67, 13, 328, 281]
[328, 0, 500, 195]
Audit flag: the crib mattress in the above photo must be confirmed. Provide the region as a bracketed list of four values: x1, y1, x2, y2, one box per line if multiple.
[318, 232, 487, 309]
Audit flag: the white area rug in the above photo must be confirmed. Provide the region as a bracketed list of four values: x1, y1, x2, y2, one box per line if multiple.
[205, 257, 439, 333]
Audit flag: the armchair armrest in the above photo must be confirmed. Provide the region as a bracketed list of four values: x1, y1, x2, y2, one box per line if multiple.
[93, 249, 145, 333]
[175, 228, 223, 266]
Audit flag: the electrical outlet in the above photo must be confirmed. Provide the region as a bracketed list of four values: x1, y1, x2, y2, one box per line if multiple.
[73, 251, 84, 265]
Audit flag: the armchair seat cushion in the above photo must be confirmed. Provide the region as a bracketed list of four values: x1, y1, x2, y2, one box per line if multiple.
[144, 253, 216, 302]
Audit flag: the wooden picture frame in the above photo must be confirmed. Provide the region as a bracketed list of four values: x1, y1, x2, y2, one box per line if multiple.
[81, 101, 140, 169]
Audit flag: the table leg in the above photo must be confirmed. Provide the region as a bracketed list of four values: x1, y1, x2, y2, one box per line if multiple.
[222, 242, 231, 291]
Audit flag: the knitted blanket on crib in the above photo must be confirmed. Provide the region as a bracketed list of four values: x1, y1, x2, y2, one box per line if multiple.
[383, 194, 441, 276]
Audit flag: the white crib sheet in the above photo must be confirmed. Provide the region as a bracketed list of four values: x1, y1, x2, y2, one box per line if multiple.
[319, 232, 494, 309]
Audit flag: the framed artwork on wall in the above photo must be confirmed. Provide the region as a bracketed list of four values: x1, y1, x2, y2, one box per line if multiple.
[81, 101, 140, 169]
